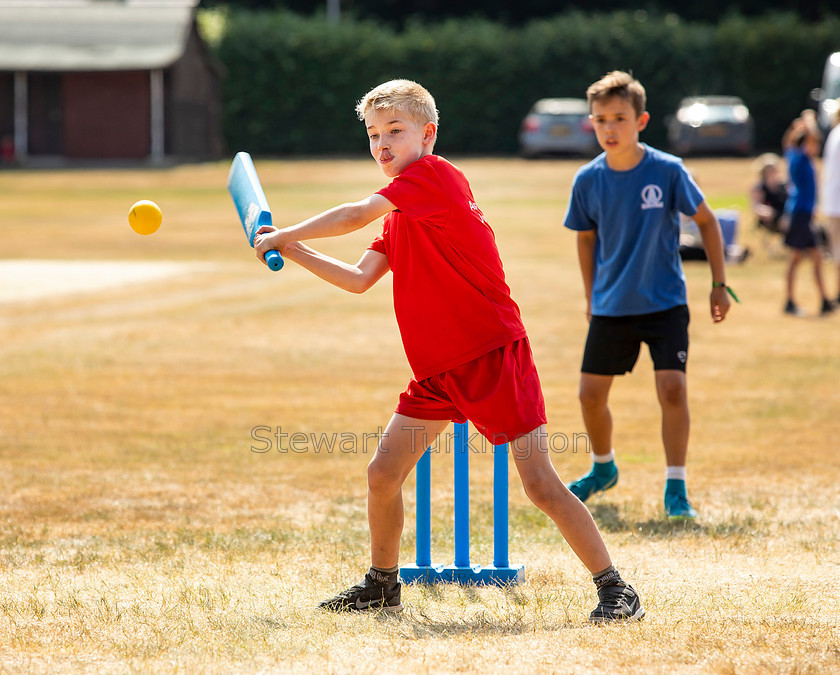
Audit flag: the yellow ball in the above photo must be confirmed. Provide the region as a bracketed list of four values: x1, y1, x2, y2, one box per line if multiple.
[128, 200, 162, 235]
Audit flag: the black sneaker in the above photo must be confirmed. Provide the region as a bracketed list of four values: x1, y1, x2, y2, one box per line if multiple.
[318, 573, 403, 613]
[784, 300, 805, 316]
[820, 298, 835, 316]
[589, 579, 645, 623]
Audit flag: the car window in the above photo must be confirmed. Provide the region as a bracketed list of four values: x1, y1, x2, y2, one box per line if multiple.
[703, 106, 740, 123]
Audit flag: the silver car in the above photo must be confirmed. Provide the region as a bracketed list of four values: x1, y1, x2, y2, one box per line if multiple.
[519, 98, 598, 158]
[667, 96, 754, 156]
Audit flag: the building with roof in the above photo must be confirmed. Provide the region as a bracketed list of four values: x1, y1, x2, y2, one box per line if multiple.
[0, 0, 224, 163]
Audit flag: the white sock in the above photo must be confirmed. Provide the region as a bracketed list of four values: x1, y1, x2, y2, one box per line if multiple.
[666, 466, 687, 481]
[593, 449, 615, 463]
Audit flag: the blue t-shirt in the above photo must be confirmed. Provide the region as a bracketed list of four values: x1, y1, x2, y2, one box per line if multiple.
[784, 148, 816, 214]
[563, 144, 704, 317]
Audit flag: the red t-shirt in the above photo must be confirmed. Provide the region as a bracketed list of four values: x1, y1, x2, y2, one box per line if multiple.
[369, 155, 526, 380]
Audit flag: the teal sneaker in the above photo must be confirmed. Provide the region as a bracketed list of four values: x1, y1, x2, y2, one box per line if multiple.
[664, 483, 697, 520]
[567, 464, 618, 503]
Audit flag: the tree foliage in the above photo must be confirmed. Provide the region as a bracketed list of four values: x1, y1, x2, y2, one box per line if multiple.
[211, 10, 840, 155]
[200, 0, 837, 24]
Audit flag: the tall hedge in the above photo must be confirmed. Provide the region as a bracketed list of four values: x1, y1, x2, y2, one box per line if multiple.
[211, 10, 840, 155]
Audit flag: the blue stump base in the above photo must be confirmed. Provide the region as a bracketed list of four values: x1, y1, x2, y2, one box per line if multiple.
[400, 563, 524, 586]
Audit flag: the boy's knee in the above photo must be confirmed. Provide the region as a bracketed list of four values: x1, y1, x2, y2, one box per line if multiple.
[579, 385, 606, 411]
[657, 377, 687, 406]
[521, 474, 559, 511]
[366, 460, 402, 496]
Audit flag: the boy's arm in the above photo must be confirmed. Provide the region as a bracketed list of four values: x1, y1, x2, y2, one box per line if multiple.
[283, 243, 389, 294]
[750, 184, 774, 221]
[692, 201, 732, 323]
[576, 229, 597, 322]
[782, 110, 821, 150]
[253, 194, 395, 263]
[781, 119, 799, 150]
[800, 109, 821, 143]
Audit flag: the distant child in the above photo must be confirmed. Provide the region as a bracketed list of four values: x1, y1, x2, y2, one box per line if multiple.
[780, 109, 833, 316]
[254, 79, 644, 622]
[750, 152, 789, 236]
[563, 71, 734, 520]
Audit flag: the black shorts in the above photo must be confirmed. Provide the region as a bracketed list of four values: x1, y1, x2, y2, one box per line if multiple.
[582, 305, 690, 375]
[784, 210, 818, 250]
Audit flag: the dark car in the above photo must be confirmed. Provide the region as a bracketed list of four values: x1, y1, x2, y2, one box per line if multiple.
[518, 98, 598, 158]
[667, 96, 754, 156]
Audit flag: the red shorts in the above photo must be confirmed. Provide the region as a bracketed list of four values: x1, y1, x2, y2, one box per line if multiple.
[395, 338, 547, 444]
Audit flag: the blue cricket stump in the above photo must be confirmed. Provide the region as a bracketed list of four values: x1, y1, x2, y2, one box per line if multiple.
[400, 421, 524, 585]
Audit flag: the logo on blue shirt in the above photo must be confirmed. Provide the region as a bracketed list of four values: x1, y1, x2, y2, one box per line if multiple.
[641, 184, 664, 210]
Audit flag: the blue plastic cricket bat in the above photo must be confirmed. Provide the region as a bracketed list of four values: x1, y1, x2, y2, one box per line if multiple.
[227, 152, 284, 271]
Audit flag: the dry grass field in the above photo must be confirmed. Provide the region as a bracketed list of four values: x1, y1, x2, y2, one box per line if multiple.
[0, 156, 838, 674]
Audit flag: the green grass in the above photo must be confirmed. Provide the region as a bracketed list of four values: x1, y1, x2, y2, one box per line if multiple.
[0, 157, 838, 673]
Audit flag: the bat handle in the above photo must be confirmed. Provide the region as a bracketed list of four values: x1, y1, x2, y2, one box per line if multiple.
[265, 249, 285, 271]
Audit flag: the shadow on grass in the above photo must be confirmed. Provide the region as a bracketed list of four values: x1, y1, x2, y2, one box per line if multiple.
[252, 609, 577, 638]
[383, 606, 577, 639]
[380, 583, 583, 638]
[251, 599, 578, 638]
[252, 616, 287, 630]
[589, 503, 764, 538]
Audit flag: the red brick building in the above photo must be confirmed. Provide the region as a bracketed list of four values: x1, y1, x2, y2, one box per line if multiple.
[0, 0, 224, 163]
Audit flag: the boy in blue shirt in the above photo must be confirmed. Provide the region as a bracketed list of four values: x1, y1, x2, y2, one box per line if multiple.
[563, 71, 734, 520]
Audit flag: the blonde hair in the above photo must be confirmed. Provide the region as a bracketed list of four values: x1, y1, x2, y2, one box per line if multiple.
[586, 71, 646, 117]
[753, 152, 781, 180]
[355, 79, 439, 128]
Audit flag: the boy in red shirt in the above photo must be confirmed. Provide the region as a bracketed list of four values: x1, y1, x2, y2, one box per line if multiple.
[254, 79, 643, 622]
